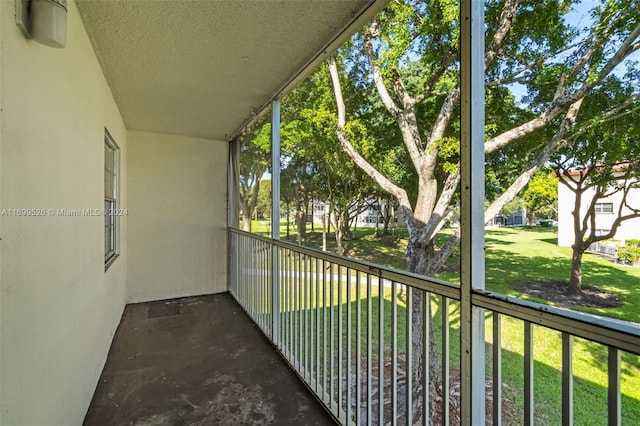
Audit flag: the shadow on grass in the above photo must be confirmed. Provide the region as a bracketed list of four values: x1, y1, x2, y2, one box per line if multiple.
[485, 229, 520, 236]
[538, 237, 558, 245]
[277, 294, 639, 425]
[578, 338, 640, 378]
[486, 341, 640, 425]
[485, 236, 517, 246]
[485, 246, 640, 324]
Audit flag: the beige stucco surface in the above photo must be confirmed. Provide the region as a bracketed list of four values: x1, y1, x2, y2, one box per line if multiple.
[0, 0, 379, 423]
[126, 131, 227, 303]
[557, 179, 640, 247]
[0, 1, 128, 424]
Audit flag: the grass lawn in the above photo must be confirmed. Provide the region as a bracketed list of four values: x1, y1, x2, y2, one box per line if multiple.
[246, 220, 640, 423]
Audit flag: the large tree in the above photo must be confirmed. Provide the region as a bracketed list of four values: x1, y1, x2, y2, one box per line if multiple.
[326, 0, 639, 420]
[330, 0, 639, 276]
[522, 170, 558, 223]
[238, 121, 271, 232]
[281, 67, 377, 253]
[556, 160, 640, 295]
[553, 76, 640, 295]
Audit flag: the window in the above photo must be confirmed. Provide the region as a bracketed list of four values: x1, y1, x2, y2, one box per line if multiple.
[594, 202, 614, 214]
[104, 130, 119, 268]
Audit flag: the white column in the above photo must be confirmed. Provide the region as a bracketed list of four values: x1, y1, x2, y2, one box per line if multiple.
[460, 0, 486, 424]
[271, 100, 281, 344]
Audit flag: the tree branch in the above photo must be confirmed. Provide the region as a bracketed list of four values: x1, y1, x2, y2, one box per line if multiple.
[414, 57, 456, 103]
[485, 98, 584, 221]
[364, 21, 425, 169]
[485, 106, 558, 154]
[485, 0, 522, 70]
[485, 39, 587, 87]
[572, 22, 640, 102]
[566, 95, 640, 144]
[327, 56, 415, 230]
[363, 20, 401, 119]
[486, 15, 639, 155]
[428, 88, 461, 144]
[426, 227, 460, 273]
[418, 169, 461, 245]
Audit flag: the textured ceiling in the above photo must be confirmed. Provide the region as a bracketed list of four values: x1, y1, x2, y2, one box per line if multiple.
[76, 0, 384, 141]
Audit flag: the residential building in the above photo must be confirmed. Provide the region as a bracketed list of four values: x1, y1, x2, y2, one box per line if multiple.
[557, 174, 640, 247]
[309, 199, 406, 229]
[485, 207, 527, 228]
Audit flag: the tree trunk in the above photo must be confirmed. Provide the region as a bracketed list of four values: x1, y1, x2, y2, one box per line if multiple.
[569, 245, 584, 296]
[375, 199, 380, 235]
[383, 202, 392, 235]
[406, 235, 442, 424]
[286, 201, 290, 240]
[335, 226, 344, 256]
[341, 211, 352, 241]
[311, 201, 315, 233]
[295, 210, 306, 244]
[568, 178, 587, 297]
[331, 205, 345, 256]
[352, 213, 358, 238]
[322, 210, 328, 252]
[241, 210, 251, 232]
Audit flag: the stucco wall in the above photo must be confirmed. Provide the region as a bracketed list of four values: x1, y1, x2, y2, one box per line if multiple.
[558, 180, 640, 247]
[0, 1, 127, 424]
[126, 131, 227, 302]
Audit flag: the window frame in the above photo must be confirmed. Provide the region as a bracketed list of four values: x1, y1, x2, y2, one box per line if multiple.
[104, 130, 120, 270]
[594, 202, 614, 214]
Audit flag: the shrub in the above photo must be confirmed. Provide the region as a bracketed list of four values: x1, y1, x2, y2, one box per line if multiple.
[617, 246, 640, 264]
[625, 239, 640, 248]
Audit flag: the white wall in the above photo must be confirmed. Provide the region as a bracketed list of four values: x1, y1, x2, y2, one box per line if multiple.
[127, 131, 227, 302]
[0, 1, 127, 424]
[558, 179, 640, 247]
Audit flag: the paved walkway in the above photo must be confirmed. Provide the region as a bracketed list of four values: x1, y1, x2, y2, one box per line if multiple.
[84, 293, 336, 425]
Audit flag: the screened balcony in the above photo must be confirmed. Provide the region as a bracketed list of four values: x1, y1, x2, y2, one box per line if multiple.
[83, 293, 335, 425]
[227, 229, 640, 425]
[3, 1, 639, 425]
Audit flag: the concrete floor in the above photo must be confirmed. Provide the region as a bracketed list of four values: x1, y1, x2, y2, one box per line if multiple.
[84, 293, 336, 426]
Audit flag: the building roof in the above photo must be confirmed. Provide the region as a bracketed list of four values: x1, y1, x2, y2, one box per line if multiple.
[557, 162, 632, 177]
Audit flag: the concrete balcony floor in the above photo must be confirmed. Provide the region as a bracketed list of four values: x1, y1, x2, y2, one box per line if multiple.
[84, 293, 335, 426]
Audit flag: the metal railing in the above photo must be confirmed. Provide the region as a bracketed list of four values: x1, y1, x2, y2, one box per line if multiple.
[229, 228, 640, 425]
[587, 241, 619, 258]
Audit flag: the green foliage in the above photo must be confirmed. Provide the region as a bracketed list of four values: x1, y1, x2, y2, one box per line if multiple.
[255, 179, 271, 219]
[522, 171, 558, 220]
[274, 0, 640, 275]
[617, 247, 640, 264]
[238, 117, 272, 228]
[278, 63, 380, 249]
[253, 223, 640, 423]
[239, 119, 270, 178]
[618, 240, 640, 265]
[625, 239, 640, 248]
[501, 196, 525, 217]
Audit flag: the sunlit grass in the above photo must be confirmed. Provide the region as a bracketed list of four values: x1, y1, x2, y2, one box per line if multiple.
[246, 222, 640, 423]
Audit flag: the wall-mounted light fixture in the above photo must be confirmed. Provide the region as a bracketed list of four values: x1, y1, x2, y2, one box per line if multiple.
[16, 0, 67, 48]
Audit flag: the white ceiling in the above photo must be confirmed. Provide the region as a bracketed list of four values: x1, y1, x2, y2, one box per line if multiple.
[76, 0, 385, 141]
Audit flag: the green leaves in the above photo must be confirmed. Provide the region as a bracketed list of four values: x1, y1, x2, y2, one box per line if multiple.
[522, 170, 558, 219]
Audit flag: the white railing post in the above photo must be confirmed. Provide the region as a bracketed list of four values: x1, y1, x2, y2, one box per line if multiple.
[227, 139, 240, 294]
[271, 99, 281, 345]
[229, 229, 640, 425]
[460, 0, 486, 424]
[608, 347, 621, 426]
